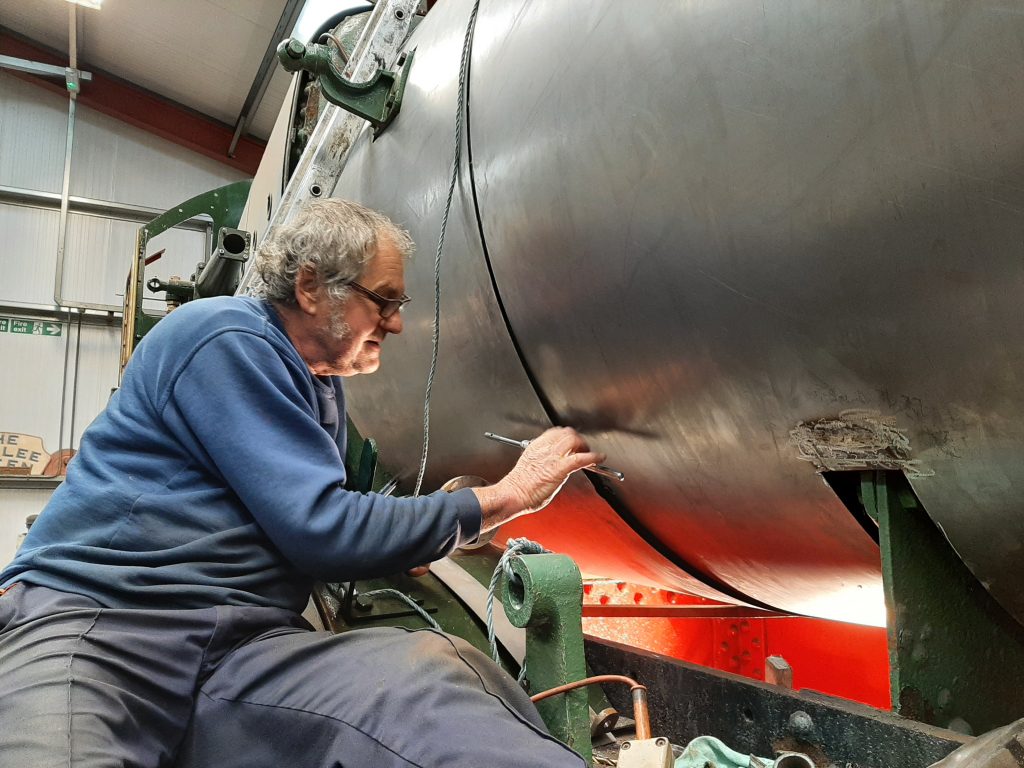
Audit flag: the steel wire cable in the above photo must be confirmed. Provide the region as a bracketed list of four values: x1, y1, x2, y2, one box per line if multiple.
[412, 0, 481, 496]
[358, 587, 442, 630]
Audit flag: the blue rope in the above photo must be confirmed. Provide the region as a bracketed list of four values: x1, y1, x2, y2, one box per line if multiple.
[359, 588, 442, 631]
[486, 537, 548, 684]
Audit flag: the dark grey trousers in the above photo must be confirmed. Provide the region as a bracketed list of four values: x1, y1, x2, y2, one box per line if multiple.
[0, 583, 585, 767]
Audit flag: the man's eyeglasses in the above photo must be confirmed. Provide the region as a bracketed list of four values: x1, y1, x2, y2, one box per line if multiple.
[348, 282, 411, 319]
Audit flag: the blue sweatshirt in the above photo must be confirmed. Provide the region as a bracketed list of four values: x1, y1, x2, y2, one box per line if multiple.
[0, 297, 481, 612]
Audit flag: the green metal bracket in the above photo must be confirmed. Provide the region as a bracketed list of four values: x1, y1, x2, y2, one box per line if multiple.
[277, 38, 414, 136]
[121, 180, 252, 374]
[140, 180, 252, 245]
[863, 470, 1024, 735]
[342, 414, 401, 494]
[344, 414, 380, 493]
[502, 553, 592, 764]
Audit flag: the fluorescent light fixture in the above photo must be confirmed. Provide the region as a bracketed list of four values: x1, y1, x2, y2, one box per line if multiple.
[66, 0, 102, 9]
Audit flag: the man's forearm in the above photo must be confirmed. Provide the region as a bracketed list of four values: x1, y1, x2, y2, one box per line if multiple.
[471, 481, 527, 533]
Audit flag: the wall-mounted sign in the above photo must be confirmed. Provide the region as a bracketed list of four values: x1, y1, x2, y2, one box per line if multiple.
[0, 317, 62, 337]
[0, 433, 75, 476]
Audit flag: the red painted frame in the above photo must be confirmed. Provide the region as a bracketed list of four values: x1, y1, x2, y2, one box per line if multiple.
[580, 581, 890, 710]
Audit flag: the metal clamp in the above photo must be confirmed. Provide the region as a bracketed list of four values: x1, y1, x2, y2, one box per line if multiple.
[277, 38, 414, 136]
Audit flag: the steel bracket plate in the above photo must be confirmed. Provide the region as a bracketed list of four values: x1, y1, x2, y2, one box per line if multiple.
[502, 553, 592, 764]
[862, 470, 1024, 735]
[587, 636, 970, 768]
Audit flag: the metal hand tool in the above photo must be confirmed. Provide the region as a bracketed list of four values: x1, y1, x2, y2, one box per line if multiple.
[484, 432, 625, 482]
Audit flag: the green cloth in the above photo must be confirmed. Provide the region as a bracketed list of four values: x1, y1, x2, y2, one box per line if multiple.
[674, 736, 775, 768]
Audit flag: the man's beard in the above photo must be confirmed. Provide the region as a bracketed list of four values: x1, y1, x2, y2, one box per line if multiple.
[327, 301, 351, 341]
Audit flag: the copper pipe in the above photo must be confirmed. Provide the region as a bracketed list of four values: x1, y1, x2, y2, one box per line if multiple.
[529, 674, 651, 740]
[321, 32, 350, 64]
[631, 686, 651, 740]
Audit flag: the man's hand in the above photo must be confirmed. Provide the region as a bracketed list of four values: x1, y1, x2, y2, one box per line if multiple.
[471, 427, 604, 533]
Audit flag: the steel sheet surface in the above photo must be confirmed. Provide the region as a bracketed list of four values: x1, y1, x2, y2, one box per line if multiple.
[331, 0, 739, 605]
[320, 0, 1024, 626]
[468, 0, 1024, 624]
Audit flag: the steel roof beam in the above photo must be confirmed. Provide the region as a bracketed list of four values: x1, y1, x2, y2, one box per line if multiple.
[227, 0, 304, 158]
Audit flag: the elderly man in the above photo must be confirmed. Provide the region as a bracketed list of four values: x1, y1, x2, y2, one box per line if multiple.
[0, 199, 601, 767]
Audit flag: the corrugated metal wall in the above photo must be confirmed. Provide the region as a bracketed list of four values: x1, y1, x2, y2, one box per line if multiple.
[0, 204, 58, 305]
[0, 73, 65, 192]
[71, 105, 243, 209]
[60, 214, 207, 309]
[0, 69, 250, 562]
[0, 489, 55, 568]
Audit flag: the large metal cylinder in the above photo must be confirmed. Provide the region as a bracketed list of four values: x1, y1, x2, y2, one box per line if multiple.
[328, 0, 1024, 626]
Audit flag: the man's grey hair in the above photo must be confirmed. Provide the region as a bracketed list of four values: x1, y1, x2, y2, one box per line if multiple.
[253, 198, 413, 305]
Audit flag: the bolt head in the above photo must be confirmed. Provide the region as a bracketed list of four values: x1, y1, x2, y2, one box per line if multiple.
[286, 39, 305, 58]
[787, 710, 816, 738]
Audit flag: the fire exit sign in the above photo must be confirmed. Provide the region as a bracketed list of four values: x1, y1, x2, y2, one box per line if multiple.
[0, 317, 62, 337]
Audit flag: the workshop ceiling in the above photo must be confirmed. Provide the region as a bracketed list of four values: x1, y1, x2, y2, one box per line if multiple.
[0, 0, 351, 142]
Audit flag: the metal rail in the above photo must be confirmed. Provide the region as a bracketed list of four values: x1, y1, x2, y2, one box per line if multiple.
[0, 185, 211, 231]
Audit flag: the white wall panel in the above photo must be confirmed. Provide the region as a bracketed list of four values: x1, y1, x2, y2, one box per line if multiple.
[0, 319, 120, 459]
[63, 323, 120, 443]
[71, 106, 247, 210]
[0, 72, 67, 193]
[0, 204, 60, 305]
[2, 74, 248, 311]
[0, 318, 70, 448]
[0, 489, 53, 570]
[61, 214, 135, 308]
[60, 213, 207, 308]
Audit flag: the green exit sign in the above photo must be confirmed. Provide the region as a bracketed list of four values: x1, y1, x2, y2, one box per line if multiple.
[0, 316, 62, 337]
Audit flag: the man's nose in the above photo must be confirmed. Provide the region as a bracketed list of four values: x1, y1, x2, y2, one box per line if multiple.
[382, 310, 403, 335]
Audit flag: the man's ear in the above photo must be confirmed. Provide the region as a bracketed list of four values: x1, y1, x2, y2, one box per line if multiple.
[294, 266, 322, 316]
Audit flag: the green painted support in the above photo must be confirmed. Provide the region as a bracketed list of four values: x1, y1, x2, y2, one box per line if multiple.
[863, 470, 1024, 735]
[344, 414, 379, 493]
[276, 38, 414, 136]
[140, 180, 252, 245]
[342, 414, 400, 494]
[502, 553, 591, 765]
[123, 180, 252, 368]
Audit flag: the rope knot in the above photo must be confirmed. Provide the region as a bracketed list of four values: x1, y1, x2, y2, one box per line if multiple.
[500, 537, 548, 586]
[486, 537, 549, 685]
